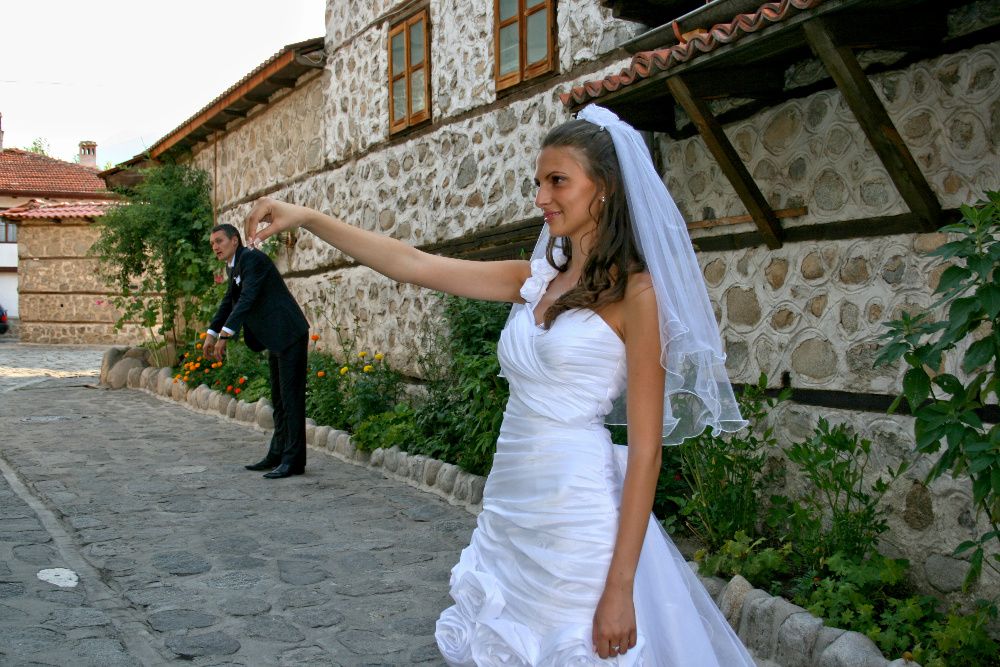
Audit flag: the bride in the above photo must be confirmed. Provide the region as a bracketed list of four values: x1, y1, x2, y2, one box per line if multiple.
[244, 105, 755, 665]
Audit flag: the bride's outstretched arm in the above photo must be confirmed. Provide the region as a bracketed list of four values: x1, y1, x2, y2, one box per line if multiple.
[244, 197, 529, 303]
[592, 273, 664, 660]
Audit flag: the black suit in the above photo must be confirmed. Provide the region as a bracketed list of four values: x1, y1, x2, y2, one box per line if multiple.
[209, 245, 310, 470]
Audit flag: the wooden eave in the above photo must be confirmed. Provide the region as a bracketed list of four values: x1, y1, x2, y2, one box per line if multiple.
[569, 0, 970, 246]
[147, 37, 325, 160]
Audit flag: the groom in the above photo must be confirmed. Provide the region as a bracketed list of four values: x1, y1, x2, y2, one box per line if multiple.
[204, 223, 310, 479]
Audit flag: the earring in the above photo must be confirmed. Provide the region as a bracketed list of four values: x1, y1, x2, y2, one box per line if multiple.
[600, 195, 606, 204]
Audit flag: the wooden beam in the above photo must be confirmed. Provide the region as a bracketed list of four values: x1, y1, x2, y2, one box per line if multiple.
[687, 206, 807, 230]
[803, 18, 942, 231]
[667, 74, 783, 248]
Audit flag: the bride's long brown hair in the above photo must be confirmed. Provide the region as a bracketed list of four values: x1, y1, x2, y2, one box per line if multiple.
[540, 119, 645, 329]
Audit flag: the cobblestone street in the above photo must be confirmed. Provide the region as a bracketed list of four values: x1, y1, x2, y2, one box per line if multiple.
[0, 342, 473, 665]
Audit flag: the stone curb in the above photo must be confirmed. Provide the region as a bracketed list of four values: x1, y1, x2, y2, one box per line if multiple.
[100, 349, 920, 667]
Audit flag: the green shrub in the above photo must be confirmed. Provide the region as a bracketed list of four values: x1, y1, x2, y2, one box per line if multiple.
[768, 419, 908, 569]
[877, 191, 1000, 590]
[673, 373, 789, 549]
[353, 404, 421, 452]
[411, 295, 510, 476]
[306, 351, 348, 428]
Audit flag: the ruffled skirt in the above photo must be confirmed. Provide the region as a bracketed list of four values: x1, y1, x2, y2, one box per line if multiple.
[435, 411, 755, 666]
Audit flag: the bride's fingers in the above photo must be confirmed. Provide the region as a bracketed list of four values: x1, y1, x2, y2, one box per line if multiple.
[245, 198, 276, 245]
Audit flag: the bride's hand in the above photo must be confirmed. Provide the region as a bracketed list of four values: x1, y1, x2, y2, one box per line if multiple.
[245, 197, 310, 247]
[592, 584, 637, 659]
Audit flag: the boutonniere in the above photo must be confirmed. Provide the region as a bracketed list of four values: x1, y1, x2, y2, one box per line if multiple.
[234, 275, 242, 286]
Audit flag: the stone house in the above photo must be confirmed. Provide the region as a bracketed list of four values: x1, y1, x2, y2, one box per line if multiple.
[0, 120, 111, 326]
[1, 198, 136, 344]
[114, 0, 999, 603]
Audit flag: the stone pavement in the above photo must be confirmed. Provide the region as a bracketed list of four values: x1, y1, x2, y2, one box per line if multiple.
[0, 343, 475, 665]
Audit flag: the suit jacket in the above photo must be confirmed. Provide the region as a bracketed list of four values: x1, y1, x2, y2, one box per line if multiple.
[209, 245, 309, 353]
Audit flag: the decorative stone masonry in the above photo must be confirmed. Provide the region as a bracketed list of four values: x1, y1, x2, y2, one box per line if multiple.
[99, 346, 926, 667]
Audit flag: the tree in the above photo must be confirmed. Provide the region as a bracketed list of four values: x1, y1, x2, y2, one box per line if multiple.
[25, 137, 51, 156]
[92, 163, 219, 344]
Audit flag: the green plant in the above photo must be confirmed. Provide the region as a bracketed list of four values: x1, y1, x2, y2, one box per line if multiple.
[340, 350, 402, 430]
[353, 404, 421, 452]
[696, 531, 793, 593]
[673, 374, 789, 550]
[877, 191, 1000, 589]
[768, 419, 907, 568]
[411, 295, 510, 476]
[92, 163, 218, 343]
[791, 553, 999, 667]
[305, 350, 348, 428]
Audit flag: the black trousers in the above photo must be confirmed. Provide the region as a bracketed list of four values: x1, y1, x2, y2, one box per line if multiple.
[264, 333, 308, 469]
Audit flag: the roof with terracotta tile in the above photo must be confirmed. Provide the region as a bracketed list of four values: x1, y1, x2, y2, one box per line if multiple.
[561, 0, 826, 107]
[0, 148, 109, 196]
[1, 198, 117, 220]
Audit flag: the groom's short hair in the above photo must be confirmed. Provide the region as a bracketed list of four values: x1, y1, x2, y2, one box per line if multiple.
[211, 223, 243, 247]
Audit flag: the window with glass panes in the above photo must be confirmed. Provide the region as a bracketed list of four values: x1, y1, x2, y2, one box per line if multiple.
[495, 0, 556, 91]
[0, 220, 15, 243]
[389, 10, 431, 134]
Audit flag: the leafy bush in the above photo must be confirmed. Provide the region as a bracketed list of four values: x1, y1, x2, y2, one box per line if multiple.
[768, 419, 908, 569]
[92, 163, 218, 342]
[173, 335, 270, 402]
[877, 191, 1000, 589]
[353, 404, 421, 452]
[411, 295, 510, 476]
[340, 350, 403, 430]
[673, 374, 789, 549]
[791, 553, 999, 667]
[306, 350, 348, 428]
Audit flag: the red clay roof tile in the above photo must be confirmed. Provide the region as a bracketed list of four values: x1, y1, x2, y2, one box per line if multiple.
[0, 148, 108, 195]
[561, 0, 825, 107]
[2, 198, 116, 220]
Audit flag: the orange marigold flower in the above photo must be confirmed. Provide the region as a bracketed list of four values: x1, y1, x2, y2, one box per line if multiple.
[238, 377, 246, 384]
[173, 378, 178, 384]
[199, 332, 207, 340]
[317, 371, 326, 378]
[310, 334, 320, 341]
[234, 388, 241, 394]
[227, 385, 233, 392]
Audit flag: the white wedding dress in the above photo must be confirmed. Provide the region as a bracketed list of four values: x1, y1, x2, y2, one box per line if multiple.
[435, 265, 757, 666]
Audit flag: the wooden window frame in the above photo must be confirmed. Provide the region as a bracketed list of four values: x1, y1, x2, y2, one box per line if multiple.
[388, 9, 432, 135]
[494, 0, 557, 93]
[0, 220, 15, 243]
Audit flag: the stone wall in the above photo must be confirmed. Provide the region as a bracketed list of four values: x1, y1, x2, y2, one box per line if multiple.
[701, 231, 955, 392]
[189, 74, 327, 209]
[667, 41, 1000, 232]
[17, 221, 141, 344]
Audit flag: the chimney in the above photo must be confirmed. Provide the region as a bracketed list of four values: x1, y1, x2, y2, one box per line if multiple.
[78, 140, 97, 168]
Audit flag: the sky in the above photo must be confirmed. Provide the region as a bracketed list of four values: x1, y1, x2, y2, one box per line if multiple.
[0, 0, 327, 168]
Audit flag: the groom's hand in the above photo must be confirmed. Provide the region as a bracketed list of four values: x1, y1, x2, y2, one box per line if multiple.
[212, 338, 228, 361]
[202, 334, 216, 359]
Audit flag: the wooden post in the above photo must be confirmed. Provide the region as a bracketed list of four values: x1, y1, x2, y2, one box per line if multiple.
[803, 18, 942, 232]
[667, 75, 783, 249]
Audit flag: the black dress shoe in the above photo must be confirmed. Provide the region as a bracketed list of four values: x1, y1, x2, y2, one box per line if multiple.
[245, 458, 279, 471]
[262, 463, 305, 479]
